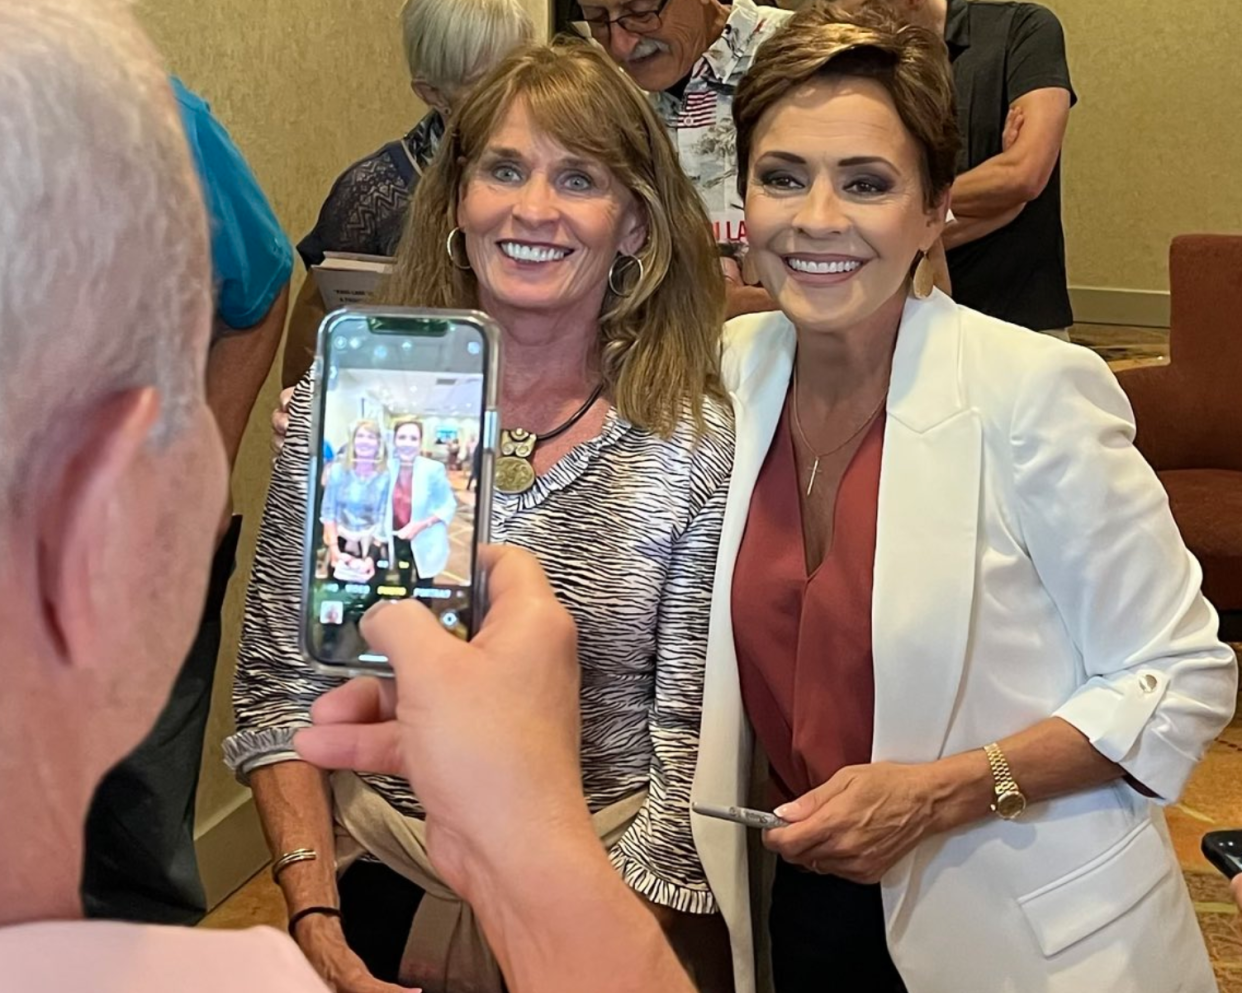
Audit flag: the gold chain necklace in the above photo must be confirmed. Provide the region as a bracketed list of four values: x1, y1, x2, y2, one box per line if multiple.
[791, 368, 887, 497]
[495, 385, 605, 495]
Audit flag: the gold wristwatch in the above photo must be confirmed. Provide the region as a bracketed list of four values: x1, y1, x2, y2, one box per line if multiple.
[984, 742, 1026, 820]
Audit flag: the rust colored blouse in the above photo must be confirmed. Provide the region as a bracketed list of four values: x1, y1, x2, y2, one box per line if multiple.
[733, 392, 885, 806]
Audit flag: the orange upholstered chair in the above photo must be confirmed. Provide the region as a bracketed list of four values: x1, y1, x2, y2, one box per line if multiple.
[1115, 235, 1242, 640]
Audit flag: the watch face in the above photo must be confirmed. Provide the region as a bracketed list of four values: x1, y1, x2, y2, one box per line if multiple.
[996, 791, 1026, 820]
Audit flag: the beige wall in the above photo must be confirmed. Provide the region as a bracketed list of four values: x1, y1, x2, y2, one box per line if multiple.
[133, 0, 550, 904]
[1045, 0, 1242, 295]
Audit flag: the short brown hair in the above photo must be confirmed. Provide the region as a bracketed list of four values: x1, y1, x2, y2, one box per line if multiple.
[389, 415, 425, 440]
[379, 38, 726, 438]
[734, 1, 960, 209]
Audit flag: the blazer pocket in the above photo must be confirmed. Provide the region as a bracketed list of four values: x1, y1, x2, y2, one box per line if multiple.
[1016, 818, 1171, 957]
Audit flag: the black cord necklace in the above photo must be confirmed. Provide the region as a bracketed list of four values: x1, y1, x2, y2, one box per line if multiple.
[495, 384, 605, 494]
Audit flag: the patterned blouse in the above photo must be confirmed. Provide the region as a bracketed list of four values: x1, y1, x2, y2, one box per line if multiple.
[225, 377, 735, 913]
[296, 111, 444, 269]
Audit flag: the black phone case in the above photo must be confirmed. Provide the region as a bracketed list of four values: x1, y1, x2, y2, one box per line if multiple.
[1201, 830, 1242, 879]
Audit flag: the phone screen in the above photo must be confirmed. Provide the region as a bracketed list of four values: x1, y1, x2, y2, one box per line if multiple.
[304, 310, 497, 670]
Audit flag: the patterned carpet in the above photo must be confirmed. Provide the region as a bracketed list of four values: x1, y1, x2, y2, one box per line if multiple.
[1068, 321, 1169, 370]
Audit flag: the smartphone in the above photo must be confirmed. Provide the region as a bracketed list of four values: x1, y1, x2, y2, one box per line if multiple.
[692, 802, 789, 830]
[303, 307, 500, 676]
[1202, 831, 1242, 880]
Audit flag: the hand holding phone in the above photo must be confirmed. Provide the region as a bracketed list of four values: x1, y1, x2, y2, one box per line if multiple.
[692, 802, 789, 830]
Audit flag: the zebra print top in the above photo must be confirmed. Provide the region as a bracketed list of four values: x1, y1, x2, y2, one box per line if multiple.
[225, 377, 735, 914]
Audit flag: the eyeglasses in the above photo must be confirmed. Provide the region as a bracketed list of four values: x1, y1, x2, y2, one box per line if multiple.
[577, 0, 672, 38]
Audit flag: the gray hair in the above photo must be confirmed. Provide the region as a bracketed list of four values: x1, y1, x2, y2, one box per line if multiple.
[400, 0, 535, 95]
[0, 0, 211, 504]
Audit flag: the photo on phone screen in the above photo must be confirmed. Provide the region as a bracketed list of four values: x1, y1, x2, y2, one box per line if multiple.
[304, 309, 498, 671]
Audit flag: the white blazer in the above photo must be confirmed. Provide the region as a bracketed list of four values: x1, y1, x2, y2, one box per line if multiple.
[388, 456, 457, 579]
[693, 291, 1237, 993]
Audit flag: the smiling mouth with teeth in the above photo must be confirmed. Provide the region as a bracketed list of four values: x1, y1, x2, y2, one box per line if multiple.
[500, 241, 572, 264]
[785, 258, 865, 275]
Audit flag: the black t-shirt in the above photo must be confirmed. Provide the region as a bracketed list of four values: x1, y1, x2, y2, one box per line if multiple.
[945, 0, 1077, 330]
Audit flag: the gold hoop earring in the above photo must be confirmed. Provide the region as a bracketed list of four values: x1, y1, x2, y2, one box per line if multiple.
[608, 253, 645, 298]
[446, 227, 472, 271]
[912, 250, 936, 300]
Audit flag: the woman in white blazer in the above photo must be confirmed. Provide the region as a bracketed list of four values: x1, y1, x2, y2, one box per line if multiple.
[691, 6, 1237, 993]
[387, 416, 458, 585]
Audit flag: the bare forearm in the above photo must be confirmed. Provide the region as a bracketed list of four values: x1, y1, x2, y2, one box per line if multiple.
[250, 760, 340, 911]
[928, 717, 1123, 833]
[941, 203, 1026, 251]
[207, 284, 290, 470]
[282, 278, 326, 389]
[950, 157, 1039, 217]
[468, 823, 695, 993]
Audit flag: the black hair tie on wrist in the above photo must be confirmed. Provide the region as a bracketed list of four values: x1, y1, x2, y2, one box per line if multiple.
[287, 905, 342, 937]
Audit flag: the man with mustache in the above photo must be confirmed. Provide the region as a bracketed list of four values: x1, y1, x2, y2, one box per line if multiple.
[577, 0, 793, 316]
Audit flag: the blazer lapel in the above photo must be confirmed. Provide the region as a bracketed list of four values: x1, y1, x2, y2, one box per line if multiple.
[722, 312, 798, 555]
[698, 312, 795, 790]
[872, 293, 982, 764]
[694, 313, 797, 953]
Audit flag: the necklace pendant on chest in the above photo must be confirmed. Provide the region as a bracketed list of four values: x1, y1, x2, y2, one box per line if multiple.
[495, 428, 538, 495]
[806, 456, 821, 497]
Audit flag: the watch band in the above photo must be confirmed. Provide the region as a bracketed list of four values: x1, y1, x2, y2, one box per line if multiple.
[983, 741, 1026, 819]
[983, 742, 1018, 795]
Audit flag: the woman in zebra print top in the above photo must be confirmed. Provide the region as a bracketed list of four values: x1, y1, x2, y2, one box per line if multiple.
[226, 41, 735, 992]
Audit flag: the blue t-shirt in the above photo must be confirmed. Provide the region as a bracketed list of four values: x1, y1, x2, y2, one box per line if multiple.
[172, 78, 293, 332]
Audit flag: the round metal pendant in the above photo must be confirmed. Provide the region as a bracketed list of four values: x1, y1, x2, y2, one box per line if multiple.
[495, 428, 538, 494]
[495, 455, 537, 494]
[501, 428, 536, 459]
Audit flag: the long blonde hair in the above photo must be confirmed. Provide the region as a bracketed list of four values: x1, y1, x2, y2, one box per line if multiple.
[378, 38, 726, 437]
[343, 419, 387, 471]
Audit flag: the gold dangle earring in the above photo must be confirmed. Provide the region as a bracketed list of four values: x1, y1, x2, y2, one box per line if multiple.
[911, 249, 937, 300]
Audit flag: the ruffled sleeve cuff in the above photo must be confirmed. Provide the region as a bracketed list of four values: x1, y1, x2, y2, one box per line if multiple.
[609, 848, 718, 915]
[223, 725, 307, 784]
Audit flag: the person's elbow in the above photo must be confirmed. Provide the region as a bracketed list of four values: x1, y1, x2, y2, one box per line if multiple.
[225, 280, 291, 336]
[1054, 641, 1238, 805]
[1011, 157, 1058, 205]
